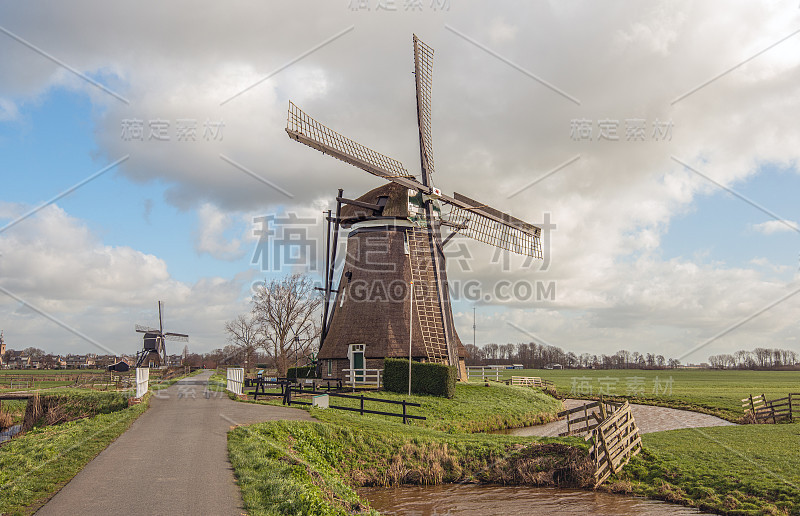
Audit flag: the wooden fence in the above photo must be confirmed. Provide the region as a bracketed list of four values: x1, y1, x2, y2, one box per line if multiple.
[342, 368, 382, 388]
[558, 399, 641, 486]
[466, 366, 501, 382]
[558, 399, 622, 436]
[743, 393, 800, 423]
[283, 386, 426, 424]
[0, 373, 109, 389]
[509, 376, 554, 389]
[589, 401, 642, 486]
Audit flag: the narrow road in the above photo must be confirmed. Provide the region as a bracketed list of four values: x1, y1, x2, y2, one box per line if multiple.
[36, 371, 314, 516]
[500, 399, 735, 437]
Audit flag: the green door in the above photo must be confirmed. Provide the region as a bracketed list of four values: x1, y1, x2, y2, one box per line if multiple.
[353, 351, 364, 382]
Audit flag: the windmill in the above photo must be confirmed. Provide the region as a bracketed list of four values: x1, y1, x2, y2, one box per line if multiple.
[286, 35, 543, 381]
[134, 301, 189, 368]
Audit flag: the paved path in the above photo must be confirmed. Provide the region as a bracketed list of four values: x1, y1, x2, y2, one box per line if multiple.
[500, 399, 735, 437]
[36, 371, 314, 516]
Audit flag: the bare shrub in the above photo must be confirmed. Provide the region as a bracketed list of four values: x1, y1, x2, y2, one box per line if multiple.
[0, 410, 12, 429]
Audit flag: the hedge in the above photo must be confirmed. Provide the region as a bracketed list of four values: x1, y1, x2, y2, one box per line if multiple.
[287, 365, 317, 380]
[383, 358, 456, 398]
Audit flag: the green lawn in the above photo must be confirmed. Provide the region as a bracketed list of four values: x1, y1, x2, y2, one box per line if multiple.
[0, 369, 107, 374]
[0, 393, 149, 515]
[229, 416, 589, 516]
[224, 369, 800, 515]
[0, 370, 115, 393]
[615, 423, 800, 515]
[493, 368, 800, 421]
[238, 381, 562, 433]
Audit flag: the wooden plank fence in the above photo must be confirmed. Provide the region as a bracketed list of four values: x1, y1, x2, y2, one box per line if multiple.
[466, 366, 501, 382]
[742, 393, 800, 423]
[589, 401, 642, 486]
[558, 399, 622, 436]
[0, 373, 109, 389]
[509, 376, 554, 389]
[558, 399, 641, 486]
[283, 386, 425, 424]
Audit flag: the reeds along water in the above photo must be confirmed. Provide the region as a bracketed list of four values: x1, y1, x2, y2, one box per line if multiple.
[0, 409, 12, 429]
[360, 485, 708, 515]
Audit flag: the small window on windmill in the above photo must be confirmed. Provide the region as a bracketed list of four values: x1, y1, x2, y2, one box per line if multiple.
[403, 231, 410, 255]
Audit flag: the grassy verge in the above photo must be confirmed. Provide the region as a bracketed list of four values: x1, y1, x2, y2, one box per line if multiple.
[228, 417, 590, 516]
[505, 369, 800, 421]
[243, 382, 562, 433]
[207, 372, 228, 392]
[0, 393, 151, 515]
[225, 371, 800, 514]
[1, 399, 28, 426]
[608, 423, 800, 515]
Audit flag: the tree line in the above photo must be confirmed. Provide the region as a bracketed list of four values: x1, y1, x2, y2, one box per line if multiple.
[708, 348, 798, 370]
[464, 342, 682, 369]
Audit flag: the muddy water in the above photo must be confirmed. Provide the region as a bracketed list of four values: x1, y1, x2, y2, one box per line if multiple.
[360, 485, 709, 515]
[0, 424, 22, 444]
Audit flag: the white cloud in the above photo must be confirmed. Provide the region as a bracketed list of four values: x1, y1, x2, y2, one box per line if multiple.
[752, 219, 799, 235]
[194, 203, 245, 260]
[0, 98, 18, 121]
[488, 18, 518, 45]
[3, 1, 800, 358]
[0, 205, 250, 354]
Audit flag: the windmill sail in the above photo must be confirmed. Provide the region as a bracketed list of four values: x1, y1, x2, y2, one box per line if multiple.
[413, 34, 435, 184]
[163, 333, 189, 342]
[286, 102, 411, 179]
[286, 35, 547, 380]
[445, 192, 543, 258]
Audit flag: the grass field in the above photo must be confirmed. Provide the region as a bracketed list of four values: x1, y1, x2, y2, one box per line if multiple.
[0, 370, 111, 393]
[223, 367, 800, 515]
[618, 423, 800, 514]
[224, 376, 563, 433]
[486, 368, 800, 421]
[0, 369, 107, 375]
[229, 416, 588, 515]
[0, 392, 150, 515]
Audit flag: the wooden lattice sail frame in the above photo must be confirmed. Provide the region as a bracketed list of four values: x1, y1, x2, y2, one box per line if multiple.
[286, 35, 545, 373]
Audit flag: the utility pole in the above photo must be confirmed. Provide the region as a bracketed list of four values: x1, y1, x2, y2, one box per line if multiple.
[473, 306, 476, 348]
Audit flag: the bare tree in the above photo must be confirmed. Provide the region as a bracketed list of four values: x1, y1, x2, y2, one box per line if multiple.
[252, 274, 322, 376]
[224, 313, 262, 372]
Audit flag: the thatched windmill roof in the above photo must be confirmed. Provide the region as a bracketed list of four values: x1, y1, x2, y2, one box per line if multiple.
[320, 183, 465, 362]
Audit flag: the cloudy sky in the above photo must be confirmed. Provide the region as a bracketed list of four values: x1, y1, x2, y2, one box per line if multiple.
[1, 1, 799, 363]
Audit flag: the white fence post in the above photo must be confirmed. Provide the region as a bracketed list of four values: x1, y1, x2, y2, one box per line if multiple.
[136, 368, 149, 398]
[226, 368, 244, 395]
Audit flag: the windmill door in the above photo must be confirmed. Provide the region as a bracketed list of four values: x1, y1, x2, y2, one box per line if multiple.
[349, 344, 365, 382]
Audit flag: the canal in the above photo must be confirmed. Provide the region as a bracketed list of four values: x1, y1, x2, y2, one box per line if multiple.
[360, 485, 709, 515]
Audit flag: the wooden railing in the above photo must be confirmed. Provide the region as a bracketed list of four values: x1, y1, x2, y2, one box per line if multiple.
[466, 366, 501, 382]
[510, 376, 554, 389]
[743, 393, 800, 423]
[0, 372, 114, 390]
[558, 399, 621, 436]
[283, 387, 425, 424]
[226, 368, 244, 396]
[343, 368, 382, 388]
[589, 401, 641, 486]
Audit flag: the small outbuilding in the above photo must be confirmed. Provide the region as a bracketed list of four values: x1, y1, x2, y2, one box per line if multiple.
[108, 361, 130, 373]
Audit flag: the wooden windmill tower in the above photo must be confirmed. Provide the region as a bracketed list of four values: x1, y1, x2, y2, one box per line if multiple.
[134, 301, 189, 368]
[287, 35, 542, 381]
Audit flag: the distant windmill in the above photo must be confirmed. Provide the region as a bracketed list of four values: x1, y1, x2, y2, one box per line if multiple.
[286, 35, 543, 381]
[134, 301, 189, 368]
